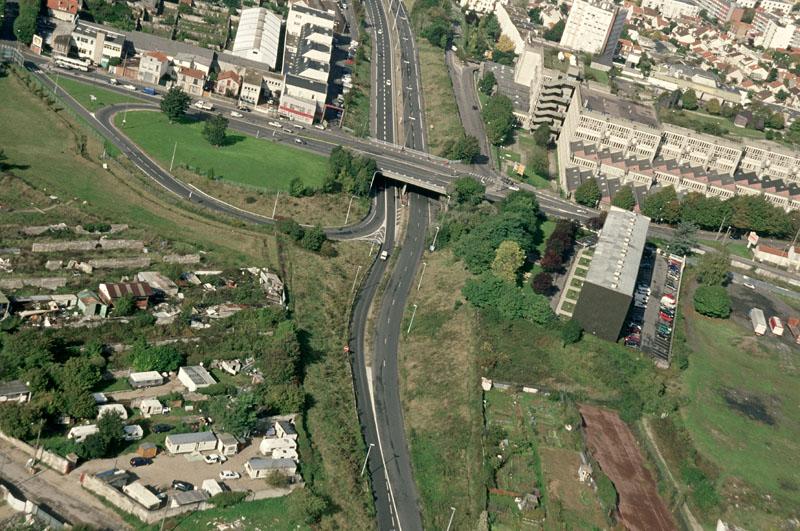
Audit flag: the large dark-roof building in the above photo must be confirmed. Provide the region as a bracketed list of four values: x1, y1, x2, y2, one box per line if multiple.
[572, 207, 650, 341]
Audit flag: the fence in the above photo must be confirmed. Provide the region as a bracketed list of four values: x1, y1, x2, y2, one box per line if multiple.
[0, 431, 76, 474]
[0, 481, 70, 529]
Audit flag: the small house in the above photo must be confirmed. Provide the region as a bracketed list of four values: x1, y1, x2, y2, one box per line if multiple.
[123, 425, 144, 441]
[136, 271, 179, 297]
[170, 489, 209, 508]
[202, 479, 224, 497]
[244, 457, 297, 479]
[77, 290, 108, 317]
[178, 366, 216, 392]
[123, 482, 161, 510]
[137, 442, 158, 458]
[97, 403, 128, 420]
[139, 398, 164, 417]
[220, 359, 242, 375]
[128, 371, 164, 389]
[67, 424, 99, 442]
[216, 432, 240, 456]
[165, 431, 218, 454]
[98, 282, 154, 310]
[0, 380, 32, 403]
[259, 435, 298, 460]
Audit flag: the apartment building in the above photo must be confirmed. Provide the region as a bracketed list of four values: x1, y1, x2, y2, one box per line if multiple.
[560, 0, 627, 64]
[71, 22, 125, 65]
[693, 0, 738, 22]
[558, 84, 800, 211]
[47, 0, 81, 22]
[138, 50, 169, 85]
[641, 0, 700, 19]
[752, 11, 796, 50]
[231, 7, 283, 70]
[759, 0, 794, 14]
[176, 67, 205, 96]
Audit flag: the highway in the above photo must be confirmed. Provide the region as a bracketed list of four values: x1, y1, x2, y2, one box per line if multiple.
[363, 0, 395, 142]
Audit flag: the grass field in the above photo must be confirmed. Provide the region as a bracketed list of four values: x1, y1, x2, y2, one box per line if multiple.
[50, 75, 144, 112]
[660, 108, 767, 140]
[699, 239, 752, 259]
[417, 41, 466, 157]
[680, 307, 800, 527]
[398, 248, 485, 530]
[115, 110, 328, 191]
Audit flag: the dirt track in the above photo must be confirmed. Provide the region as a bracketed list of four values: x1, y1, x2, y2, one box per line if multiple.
[580, 404, 676, 531]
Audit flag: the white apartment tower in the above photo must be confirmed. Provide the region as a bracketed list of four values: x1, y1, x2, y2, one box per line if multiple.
[231, 7, 283, 69]
[559, 0, 627, 60]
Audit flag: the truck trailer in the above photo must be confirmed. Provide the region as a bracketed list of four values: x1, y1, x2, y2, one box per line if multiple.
[769, 316, 784, 336]
[750, 308, 767, 336]
[786, 317, 800, 344]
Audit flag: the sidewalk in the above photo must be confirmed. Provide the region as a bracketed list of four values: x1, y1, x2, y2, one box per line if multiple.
[0, 444, 131, 530]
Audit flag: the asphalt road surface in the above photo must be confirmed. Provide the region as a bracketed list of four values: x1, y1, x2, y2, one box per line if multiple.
[446, 50, 492, 170]
[364, 0, 395, 142]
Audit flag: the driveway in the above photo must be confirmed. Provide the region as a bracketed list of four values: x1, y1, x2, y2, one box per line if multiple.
[445, 50, 493, 170]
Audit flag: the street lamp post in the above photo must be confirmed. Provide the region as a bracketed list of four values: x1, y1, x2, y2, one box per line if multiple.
[446, 506, 456, 531]
[360, 443, 375, 477]
[429, 226, 440, 252]
[351, 265, 363, 295]
[344, 195, 355, 225]
[417, 261, 427, 291]
[407, 303, 418, 334]
[271, 191, 280, 219]
[169, 141, 178, 172]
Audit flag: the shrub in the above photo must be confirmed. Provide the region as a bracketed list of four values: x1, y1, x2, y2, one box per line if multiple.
[212, 491, 247, 508]
[531, 272, 553, 294]
[693, 285, 731, 318]
[561, 319, 583, 346]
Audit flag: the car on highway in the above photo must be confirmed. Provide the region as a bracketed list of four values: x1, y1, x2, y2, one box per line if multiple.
[268, 121, 281, 127]
[141, 87, 157, 96]
[171, 480, 194, 492]
[123, 84, 137, 91]
[219, 470, 240, 480]
[283, 128, 293, 133]
[743, 276, 756, 289]
[386, 79, 391, 86]
[295, 138, 305, 144]
[380, 250, 389, 260]
[292, 123, 304, 129]
[129, 457, 152, 467]
[108, 78, 118, 85]
[314, 124, 325, 130]
[230, 111, 243, 118]
[377, 28, 383, 35]
[237, 105, 250, 111]
[151, 424, 174, 433]
[193, 100, 214, 111]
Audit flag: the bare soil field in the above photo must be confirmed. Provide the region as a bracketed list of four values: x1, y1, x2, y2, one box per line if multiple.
[580, 404, 676, 531]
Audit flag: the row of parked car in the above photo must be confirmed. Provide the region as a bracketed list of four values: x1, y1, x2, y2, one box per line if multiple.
[649, 257, 684, 360]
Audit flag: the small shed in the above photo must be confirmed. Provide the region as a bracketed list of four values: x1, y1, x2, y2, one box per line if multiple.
[276, 420, 297, 440]
[137, 442, 158, 458]
[177, 366, 216, 392]
[123, 481, 161, 510]
[98, 282, 154, 309]
[244, 457, 297, 479]
[77, 290, 108, 317]
[216, 432, 240, 456]
[165, 431, 217, 454]
[137, 271, 180, 297]
[170, 489, 209, 508]
[201, 479, 224, 497]
[139, 398, 164, 417]
[0, 380, 32, 403]
[128, 371, 164, 389]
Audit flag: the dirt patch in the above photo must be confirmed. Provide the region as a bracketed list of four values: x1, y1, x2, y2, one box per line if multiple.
[580, 404, 676, 531]
[721, 388, 779, 426]
[539, 447, 605, 527]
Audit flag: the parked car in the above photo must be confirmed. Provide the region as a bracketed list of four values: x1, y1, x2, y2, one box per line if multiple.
[108, 78, 119, 85]
[230, 111, 243, 118]
[141, 87, 157, 96]
[742, 276, 756, 289]
[151, 424, 173, 433]
[123, 84, 137, 91]
[380, 250, 389, 260]
[129, 457, 152, 467]
[268, 122, 282, 127]
[204, 453, 227, 464]
[172, 480, 194, 492]
[295, 138, 305, 144]
[237, 105, 250, 111]
[219, 470, 240, 480]
[659, 312, 674, 323]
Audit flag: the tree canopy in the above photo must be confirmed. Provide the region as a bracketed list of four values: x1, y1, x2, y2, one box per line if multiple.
[160, 87, 191, 122]
[611, 185, 636, 211]
[697, 249, 730, 286]
[130, 340, 184, 373]
[448, 135, 481, 163]
[482, 94, 515, 145]
[203, 114, 229, 146]
[462, 273, 553, 324]
[693, 285, 731, 318]
[491, 240, 525, 283]
[574, 178, 601, 207]
[452, 176, 486, 206]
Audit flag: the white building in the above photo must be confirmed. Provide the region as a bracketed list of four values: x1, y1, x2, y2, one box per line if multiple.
[560, 0, 627, 60]
[177, 365, 216, 392]
[760, 0, 794, 14]
[165, 431, 218, 454]
[752, 12, 797, 50]
[123, 482, 161, 510]
[641, 0, 700, 19]
[244, 457, 297, 479]
[71, 22, 125, 66]
[232, 7, 283, 70]
[97, 403, 128, 420]
[67, 424, 98, 442]
[128, 371, 164, 389]
[138, 51, 170, 85]
[138, 398, 164, 417]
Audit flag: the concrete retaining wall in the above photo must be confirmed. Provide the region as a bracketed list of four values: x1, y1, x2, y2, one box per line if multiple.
[0, 482, 70, 528]
[31, 240, 144, 252]
[88, 257, 151, 269]
[0, 431, 75, 474]
[0, 277, 67, 290]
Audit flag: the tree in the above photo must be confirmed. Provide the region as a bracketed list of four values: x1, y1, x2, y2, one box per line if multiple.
[209, 392, 259, 437]
[129, 340, 184, 372]
[776, 89, 789, 102]
[482, 94, 515, 145]
[289, 177, 306, 197]
[706, 98, 721, 115]
[574, 178, 601, 207]
[533, 124, 551, 146]
[527, 145, 549, 178]
[300, 225, 326, 252]
[0, 404, 39, 439]
[277, 218, 305, 241]
[462, 274, 554, 324]
[611, 185, 636, 211]
[491, 240, 525, 283]
[693, 285, 731, 318]
[642, 186, 680, 223]
[681, 89, 698, 110]
[478, 71, 496, 95]
[638, 53, 653, 76]
[160, 87, 191, 122]
[531, 271, 553, 294]
[203, 114, 229, 146]
[499, 190, 540, 232]
[561, 319, 583, 346]
[669, 221, 697, 256]
[697, 249, 730, 286]
[528, 7, 542, 24]
[449, 135, 481, 163]
[287, 489, 329, 525]
[97, 410, 126, 450]
[544, 20, 565, 42]
[453, 176, 486, 206]
[767, 112, 785, 130]
[113, 294, 137, 316]
[422, 19, 452, 48]
[495, 34, 516, 53]
[0, 330, 55, 380]
[13, 0, 38, 45]
[767, 67, 778, 82]
[455, 213, 535, 273]
[480, 13, 501, 40]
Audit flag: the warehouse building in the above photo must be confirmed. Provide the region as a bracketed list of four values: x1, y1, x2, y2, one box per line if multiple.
[572, 207, 650, 341]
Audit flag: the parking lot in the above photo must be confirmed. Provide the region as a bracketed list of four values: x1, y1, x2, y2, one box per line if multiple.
[729, 277, 800, 349]
[623, 246, 684, 366]
[75, 438, 283, 496]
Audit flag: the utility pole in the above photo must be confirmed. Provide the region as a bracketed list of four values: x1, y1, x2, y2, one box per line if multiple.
[407, 303, 418, 334]
[351, 265, 362, 295]
[417, 261, 427, 291]
[429, 226, 440, 252]
[122, 102, 128, 126]
[360, 443, 375, 477]
[445, 506, 456, 531]
[271, 191, 280, 219]
[715, 215, 728, 241]
[344, 195, 355, 225]
[369, 171, 378, 192]
[169, 141, 177, 172]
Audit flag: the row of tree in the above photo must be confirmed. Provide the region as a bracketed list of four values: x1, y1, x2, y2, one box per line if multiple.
[323, 146, 378, 196]
[692, 250, 732, 318]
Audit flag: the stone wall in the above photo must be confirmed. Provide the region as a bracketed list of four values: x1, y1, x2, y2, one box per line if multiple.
[0, 481, 70, 528]
[0, 431, 75, 474]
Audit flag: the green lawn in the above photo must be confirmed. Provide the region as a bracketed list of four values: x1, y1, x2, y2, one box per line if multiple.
[159, 493, 309, 530]
[584, 67, 609, 85]
[115, 110, 328, 191]
[49, 75, 144, 112]
[681, 314, 800, 525]
[661, 108, 766, 140]
[699, 239, 752, 259]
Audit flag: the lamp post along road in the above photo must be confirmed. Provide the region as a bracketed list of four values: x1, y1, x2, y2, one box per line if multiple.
[360, 443, 375, 477]
[417, 261, 427, 291]
[407, 303, 418, 334]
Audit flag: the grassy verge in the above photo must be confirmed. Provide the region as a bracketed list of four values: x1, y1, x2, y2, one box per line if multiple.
[49, 74, 145, 112]
[114, 110, 328, 191]
[398, 249, 485, 529]
[660, 108, 767, 140]
[342, 25, 372, 137]
[699, 239, 752, 259]
[417, 40, 466, 156]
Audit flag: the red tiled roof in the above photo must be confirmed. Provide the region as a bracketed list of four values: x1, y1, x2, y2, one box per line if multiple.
[145, 50, 169, 63]
[47, 0, 79, 14]
[100, 282, 154, 301]
[180, 67, 205, 80]
[217, 70, 241, 83]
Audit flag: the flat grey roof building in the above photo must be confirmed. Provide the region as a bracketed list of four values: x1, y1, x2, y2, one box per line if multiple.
[585, 206, 650, 296]
[247, 457, 296, 470]
[582, 88, 660, 129]
[165, 431, 218, 446]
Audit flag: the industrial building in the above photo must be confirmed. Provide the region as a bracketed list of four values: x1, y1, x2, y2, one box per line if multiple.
[572, 207, 650, 341]
[231, 7, 283, 70]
